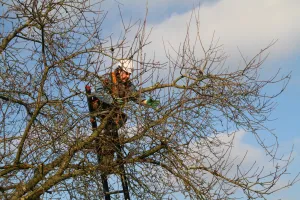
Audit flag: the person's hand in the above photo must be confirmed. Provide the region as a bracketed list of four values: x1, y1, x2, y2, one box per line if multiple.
[114, 97, 124, 105]
[146, 98, 160, 109]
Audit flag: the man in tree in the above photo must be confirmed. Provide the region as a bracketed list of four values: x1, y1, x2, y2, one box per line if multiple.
[91, 59, 159, 168]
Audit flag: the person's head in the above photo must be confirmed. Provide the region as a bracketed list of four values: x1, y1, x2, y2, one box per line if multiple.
[116, 59, 133, 82]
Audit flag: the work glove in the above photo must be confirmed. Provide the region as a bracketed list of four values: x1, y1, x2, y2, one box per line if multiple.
[146, 98, 160, 109]
[114, 97, 124, 105]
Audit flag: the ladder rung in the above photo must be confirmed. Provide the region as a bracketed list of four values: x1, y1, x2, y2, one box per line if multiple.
[105, 190, 124, 195]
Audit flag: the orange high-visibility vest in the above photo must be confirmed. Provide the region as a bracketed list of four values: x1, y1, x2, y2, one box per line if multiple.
[111, 71, 118, 98]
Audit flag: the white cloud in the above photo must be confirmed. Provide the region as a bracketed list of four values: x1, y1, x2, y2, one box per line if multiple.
[200, 131, 297, 197]
[144, 0, 300, 65]
[102, 0, 217, 10]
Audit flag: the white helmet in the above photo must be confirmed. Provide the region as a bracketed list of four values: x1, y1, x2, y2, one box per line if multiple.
[118, 59, 133, 74]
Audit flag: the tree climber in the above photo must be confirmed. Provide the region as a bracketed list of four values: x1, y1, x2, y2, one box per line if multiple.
[91, 59, 160, 168]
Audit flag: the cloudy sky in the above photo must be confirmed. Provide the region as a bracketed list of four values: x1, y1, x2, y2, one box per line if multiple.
[97, 0, 300, 199]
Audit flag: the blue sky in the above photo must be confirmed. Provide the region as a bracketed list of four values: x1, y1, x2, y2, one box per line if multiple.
[97, 0, 300, 199]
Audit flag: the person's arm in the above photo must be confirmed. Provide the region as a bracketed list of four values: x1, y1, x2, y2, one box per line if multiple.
[128, 83, 146, 103]
[129, 84, 160, 109]
[94, 80, 114, 105]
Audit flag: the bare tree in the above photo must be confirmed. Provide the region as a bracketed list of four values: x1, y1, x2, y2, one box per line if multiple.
[0, 0, 297, 199]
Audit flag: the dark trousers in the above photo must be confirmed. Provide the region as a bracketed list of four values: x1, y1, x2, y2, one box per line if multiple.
[92, 100, 127, 169]
[97, 111, 127, 173]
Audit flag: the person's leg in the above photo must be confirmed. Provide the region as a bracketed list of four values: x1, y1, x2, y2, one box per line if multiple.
[114, 114, 130, 200]
[98, 120, 116, 172]
[98, 112, 127, 171]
